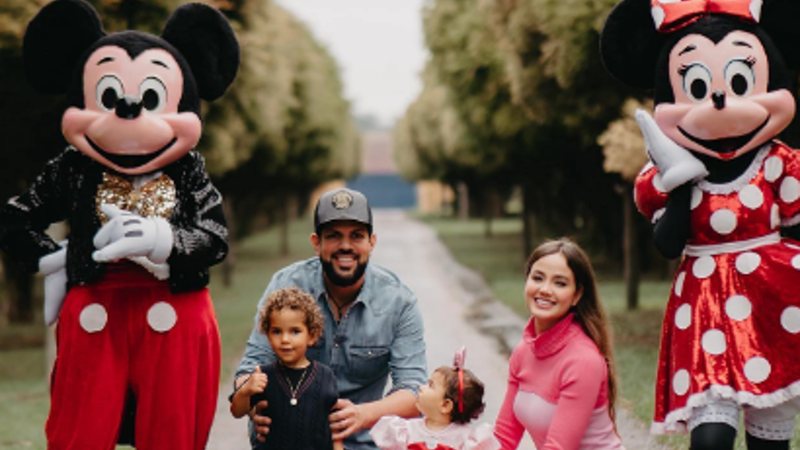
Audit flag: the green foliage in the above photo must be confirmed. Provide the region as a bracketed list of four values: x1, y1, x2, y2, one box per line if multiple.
[485, 0, 634, 132]
[421, 0, 527, 184]
[206, 0, 359, 234]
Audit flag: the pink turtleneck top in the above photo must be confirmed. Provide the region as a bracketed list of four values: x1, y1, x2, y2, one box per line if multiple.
[493, 314, 624, 450]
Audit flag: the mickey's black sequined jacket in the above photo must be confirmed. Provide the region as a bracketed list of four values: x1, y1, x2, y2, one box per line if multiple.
[0, 147, 228, 292]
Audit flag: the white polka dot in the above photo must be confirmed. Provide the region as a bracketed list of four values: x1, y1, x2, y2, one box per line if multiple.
[675, 304, 692, 330]
[739, 185, 764, 210]
[653, 174, 666, 193]
[764, 156, 784, 182]
[781, 177, 800, 203]
[147, 301, 177, 332]
[675, 271, 686, 297]
[792, 254, 800, 269]
[702, 329, 726, 355]
[691, 187, 703, 210]
[693, 256, 716, 278]
[710, 209, 737, 235]
[672, 369, 690, 396]
[652, 208, 666, 223]
[744, 357, 771, 383]
[750, 0, 763, 21]
[651, 6, 666, 29]
[736, 252, 761, 275]
[771, 204, 781, 229]
[79, 303, 107, 333]
[725, 295, 752, 321]
[781, 307, 800, 333]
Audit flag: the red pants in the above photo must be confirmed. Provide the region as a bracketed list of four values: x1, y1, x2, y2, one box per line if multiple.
[46, 264, 220, 450]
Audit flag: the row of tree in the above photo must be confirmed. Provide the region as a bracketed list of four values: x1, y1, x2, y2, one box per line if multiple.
[0, 0, 359, 322]
[394, 0, 660, 308]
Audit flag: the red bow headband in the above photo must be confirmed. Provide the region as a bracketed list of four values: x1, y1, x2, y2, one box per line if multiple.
[453, 346, 466, 413]
[650, 0, 763, 32]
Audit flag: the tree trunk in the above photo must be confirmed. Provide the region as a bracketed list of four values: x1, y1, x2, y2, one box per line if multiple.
[483, 190, 494, 238]
[279, 195, 298, 257]
[521, 183, 534, 258]
[2, 253, 34, 323]
[622, 184, 640, 311]
[457, 182, 469, 221]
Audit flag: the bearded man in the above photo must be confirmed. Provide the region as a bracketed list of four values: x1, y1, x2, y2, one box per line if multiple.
[233, 188, 427, 450]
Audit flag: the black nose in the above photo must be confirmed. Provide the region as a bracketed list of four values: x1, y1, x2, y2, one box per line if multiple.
[711, 91, 726, 110]
[115, 96, 142, 119]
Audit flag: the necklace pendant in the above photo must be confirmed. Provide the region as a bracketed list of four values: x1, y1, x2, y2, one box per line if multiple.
[290, 397, 298, 406]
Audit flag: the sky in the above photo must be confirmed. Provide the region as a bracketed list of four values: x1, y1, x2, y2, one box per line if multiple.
[273, 0, 428, 128]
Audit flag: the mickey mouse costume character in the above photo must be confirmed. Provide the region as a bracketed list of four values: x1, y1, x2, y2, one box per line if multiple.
[601, 0, 800, 448]
[0, 0, 238, 448]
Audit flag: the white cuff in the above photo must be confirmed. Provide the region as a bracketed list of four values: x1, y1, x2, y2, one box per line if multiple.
[148, 217, 173, 264]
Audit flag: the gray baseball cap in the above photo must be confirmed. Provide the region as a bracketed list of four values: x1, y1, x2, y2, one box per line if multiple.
[313, 188, 373, 233]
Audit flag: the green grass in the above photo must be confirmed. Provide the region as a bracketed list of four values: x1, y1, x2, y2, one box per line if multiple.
[0, 219, 315, 449]
[420, 215, 800, 450]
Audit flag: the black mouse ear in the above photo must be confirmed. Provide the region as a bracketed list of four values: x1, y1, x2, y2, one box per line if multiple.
[162, 3, 239, 101]
[23, 0, 105, 94]
[600, 0, 663, 89]
[760, 0, 800, 69]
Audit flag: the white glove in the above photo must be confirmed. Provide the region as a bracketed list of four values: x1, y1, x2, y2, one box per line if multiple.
[39, 241, 68, 325]
[92, 204, 173, 264]
[635, 109, 708, 192]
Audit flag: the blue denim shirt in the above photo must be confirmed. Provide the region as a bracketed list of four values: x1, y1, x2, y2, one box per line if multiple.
[235, 257, 427, 450]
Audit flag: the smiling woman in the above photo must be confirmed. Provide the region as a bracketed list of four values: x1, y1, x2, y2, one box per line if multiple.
[494, 238, 623, 450]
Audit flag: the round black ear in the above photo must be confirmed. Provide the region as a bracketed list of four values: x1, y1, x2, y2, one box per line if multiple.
[600, 0, 664, 89]
[760, 0, 800, 69]
[23, 0, 104, 94]
[162, 3, 239, 101]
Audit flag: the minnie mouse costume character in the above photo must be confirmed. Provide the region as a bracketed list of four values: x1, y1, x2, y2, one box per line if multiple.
[0, 0, 238, 448]
[601, 0, 800, 448]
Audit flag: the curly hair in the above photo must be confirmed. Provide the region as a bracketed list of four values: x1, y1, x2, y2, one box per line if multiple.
[435, 366, 486, 424]
[258, 287, 324, 339]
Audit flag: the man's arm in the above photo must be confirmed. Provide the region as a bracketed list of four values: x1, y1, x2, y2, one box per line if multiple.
[330, 291, 427, 440]
[329, 389, 417, 441]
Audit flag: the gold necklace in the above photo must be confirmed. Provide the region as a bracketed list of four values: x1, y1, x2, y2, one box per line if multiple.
[283, 364, 310, 406]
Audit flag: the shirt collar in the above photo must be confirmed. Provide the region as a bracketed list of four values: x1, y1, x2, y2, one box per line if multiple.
[523, 312, 580, 358]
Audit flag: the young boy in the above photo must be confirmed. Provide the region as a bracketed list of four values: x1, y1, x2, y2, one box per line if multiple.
[230, 287, 340, 449]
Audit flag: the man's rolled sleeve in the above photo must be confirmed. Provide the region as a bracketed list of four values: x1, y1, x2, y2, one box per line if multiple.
[235, 283, 278, 379]
[387, 294, 427, 394]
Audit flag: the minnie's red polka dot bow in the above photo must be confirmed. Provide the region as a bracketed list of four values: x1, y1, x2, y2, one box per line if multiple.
[650, 0, 762, 32]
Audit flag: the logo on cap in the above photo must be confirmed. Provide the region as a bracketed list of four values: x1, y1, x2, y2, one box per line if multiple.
[331, 190, 354, 210]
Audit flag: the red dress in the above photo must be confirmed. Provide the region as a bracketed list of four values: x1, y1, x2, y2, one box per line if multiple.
[635, 141, 800, 433]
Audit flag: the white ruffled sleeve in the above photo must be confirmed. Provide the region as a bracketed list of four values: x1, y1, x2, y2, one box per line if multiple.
[369, 415, 410, 450]
[464, 422, 502, 450]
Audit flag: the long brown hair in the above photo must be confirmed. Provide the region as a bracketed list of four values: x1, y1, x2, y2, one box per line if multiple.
[525, 238, 619, 426]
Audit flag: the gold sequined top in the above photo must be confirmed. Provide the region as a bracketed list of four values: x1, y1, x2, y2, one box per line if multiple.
[95, 172, 177, 222]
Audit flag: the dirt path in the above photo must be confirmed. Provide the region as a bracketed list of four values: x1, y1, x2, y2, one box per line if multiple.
[206, 210, 670, 449]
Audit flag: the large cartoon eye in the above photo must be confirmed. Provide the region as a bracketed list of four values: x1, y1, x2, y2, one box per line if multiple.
[680, 63, 712, 102]
[139, 77, 167, 112]
[724, 59, 755, 97]
[96, 75, 124, 111]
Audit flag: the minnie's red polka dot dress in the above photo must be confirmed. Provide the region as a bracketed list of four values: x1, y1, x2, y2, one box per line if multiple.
[635, 141, 800, 433]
